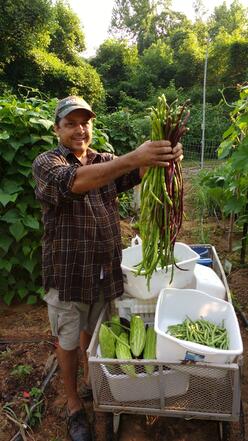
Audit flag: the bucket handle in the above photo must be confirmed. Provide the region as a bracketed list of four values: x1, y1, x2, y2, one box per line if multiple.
[131, 235, 142, 247]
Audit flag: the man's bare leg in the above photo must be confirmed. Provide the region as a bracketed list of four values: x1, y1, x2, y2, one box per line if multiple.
[56, 345, 81, 413]
[80, 331, 92, 385]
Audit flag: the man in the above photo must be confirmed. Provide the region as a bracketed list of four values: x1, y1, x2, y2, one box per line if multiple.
[32, 96, 183, 441]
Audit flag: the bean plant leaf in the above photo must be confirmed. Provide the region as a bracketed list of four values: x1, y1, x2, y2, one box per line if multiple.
[224, 196, 246, 215]
[231, 139, 248, 171]
[2, 180, 23, 194]
[9, 222, 27, 241]
[18, 167, 32, 177]
[27, 295, 37, 305]
[0, 259, 13, 272]
[222, 126, 237, 139]
[236, 113, 248, 127]
[29, 118, 54, 130]
[41, 135, 55, 145]
[1, 148, 16, 163]
[18, 288, 28, 300]
[0, 131, 10, 140]
[0, 192, 18, 207]
[0, 235, 13, 252]
[1, 209, 20, 223]
[22, 257, 37, 274]
[22, 214, 39, 230]
[218, 140, 233, 159]
[3, 291, 15, 306]
[9, 140, 24, 151]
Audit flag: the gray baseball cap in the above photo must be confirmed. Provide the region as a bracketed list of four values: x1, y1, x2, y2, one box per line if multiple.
[55, 95, 96, 120]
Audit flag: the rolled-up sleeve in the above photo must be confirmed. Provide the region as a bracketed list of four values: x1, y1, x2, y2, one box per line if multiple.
[32, 152, 83, 205]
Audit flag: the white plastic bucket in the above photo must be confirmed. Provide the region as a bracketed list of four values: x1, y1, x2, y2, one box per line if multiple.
[121, 241, 199, 300]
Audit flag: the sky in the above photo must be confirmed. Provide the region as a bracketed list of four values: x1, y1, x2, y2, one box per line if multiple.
[68, 0, 248, 56]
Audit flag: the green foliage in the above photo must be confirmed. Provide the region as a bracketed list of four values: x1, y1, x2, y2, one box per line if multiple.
[0, 96, 114, 305]
[91, 124, 114, 154]
[110, 0, 189, 54]
[218, 85, 248, 228]
[184, 101, 229, 148]
[0, 96, 57, 305]
[0, 0, 105, 105]
[11, 364, 33, 378]
[0, 0, 53, 63]
[192, 84, 248, 259]
[191, 163, 230, 219]
[91, 39, 138, 110]
[4, 49, 105, 106]
[48, 0, 86, 64]
[100, 110, 144, 155]
[118, 190, 135, 219]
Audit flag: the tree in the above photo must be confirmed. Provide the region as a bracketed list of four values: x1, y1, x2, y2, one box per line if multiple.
[0, 0, 53, 63]
[4, 49, 105, 106]
[48, 0, 86, 65]
[0, 0, 104, 104]
[129, 40, 175, 100]
[170, 29, 204, 88]
[208, 0, 248, 39]
[110, 0, 189, 54]
[91, 39, 138, 109]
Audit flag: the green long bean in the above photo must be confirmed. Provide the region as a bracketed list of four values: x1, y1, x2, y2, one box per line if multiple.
[136, 94, 190, 288]
[167, 317, 229, 350]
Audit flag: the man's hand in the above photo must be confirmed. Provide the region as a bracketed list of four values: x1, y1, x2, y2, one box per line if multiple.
[139, 141, 183, 178]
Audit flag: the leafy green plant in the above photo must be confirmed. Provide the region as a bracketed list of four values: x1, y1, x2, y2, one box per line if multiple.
[11, 364, 33, 378]
[0, 95, 117, 305]
[100, 110, 142, 155]
[118, 190, 135, 218]
[23, 387, 44, 427]
[0, 95, 57, 305]
[218, 84, 248, 261]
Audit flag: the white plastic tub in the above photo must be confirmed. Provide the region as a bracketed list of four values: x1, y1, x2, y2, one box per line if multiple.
[100, 365, 189, 402]
[97, 345, 189, 402]
[121, 241, 199, 300]
[194, 264, 226, 300]
[155, 288, 243, 365]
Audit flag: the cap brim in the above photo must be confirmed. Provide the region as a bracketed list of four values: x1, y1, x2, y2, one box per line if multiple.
[58, 105, 96, 119]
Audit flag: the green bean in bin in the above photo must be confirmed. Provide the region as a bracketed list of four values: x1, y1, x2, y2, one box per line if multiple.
[167, 317, 229, 350]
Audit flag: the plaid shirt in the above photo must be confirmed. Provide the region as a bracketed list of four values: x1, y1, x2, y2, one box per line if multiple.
[32, 144, 141, 303]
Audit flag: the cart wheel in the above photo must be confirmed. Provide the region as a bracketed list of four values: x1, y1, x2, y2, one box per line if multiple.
[218, 402, 245, 441]
[92, 411, 113, 441]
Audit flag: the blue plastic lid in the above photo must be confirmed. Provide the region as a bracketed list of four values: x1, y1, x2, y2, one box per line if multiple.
[190, 246, 209, 258]
[197, 258, 213, 267]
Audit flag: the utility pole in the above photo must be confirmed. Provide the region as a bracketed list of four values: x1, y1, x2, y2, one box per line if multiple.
[201, 40, 209, 169]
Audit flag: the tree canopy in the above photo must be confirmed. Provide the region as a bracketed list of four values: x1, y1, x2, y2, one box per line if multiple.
[0, 0, 104, 106]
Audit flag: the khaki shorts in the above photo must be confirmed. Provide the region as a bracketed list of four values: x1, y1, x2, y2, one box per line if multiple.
[44, 288, 106, 351]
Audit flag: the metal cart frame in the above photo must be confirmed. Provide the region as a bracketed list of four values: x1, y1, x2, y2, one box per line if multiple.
[87, 245, 245, 440]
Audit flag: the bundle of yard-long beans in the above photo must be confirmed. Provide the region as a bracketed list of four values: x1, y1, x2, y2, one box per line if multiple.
[167, 317, 229, 350]
[136, 94, 190, 287]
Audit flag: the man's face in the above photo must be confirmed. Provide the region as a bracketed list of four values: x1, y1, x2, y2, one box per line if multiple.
[54, 109, 93, 157]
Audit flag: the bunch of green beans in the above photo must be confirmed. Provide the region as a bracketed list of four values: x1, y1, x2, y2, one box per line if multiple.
[167, 317, 229, 350]
[136, 94, 190, 287]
